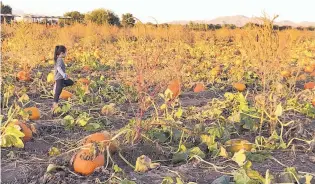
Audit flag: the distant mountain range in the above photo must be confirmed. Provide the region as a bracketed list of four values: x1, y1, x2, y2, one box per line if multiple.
[168, 15, 315, 27]
[12, 10, 315, 28]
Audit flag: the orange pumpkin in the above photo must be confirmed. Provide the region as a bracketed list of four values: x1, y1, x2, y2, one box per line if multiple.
[194, 83, 206, 93]
[17, 71, 31, 81]
[10, 121, 33, 142]
[24, 107, 40, 120]
[78, 78, 90, 85]
[60, 90, 73, 100]
[233, 83, 246, 92]
[83, 131, 117, 153]
[167, 79, 181, 99]
[304, 82, 315, 90]
[73, 149, 104, 176]
[304, 66, 314, 73]
[280, 70, 291, 78]
[310, 71, 315, 77]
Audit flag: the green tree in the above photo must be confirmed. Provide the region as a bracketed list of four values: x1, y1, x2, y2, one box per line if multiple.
[85, 8, 120, 26]
[121, 13, 135, 27]
[64, 11, 84, 23]
[1, 2, 12, 14]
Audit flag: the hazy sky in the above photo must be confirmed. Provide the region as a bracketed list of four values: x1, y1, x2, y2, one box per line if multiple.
[4, 0, 315, 23]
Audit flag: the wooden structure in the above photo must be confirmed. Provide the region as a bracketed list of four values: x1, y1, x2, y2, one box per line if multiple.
[1, 14, 72, 25]
[0, 14, 21, 23]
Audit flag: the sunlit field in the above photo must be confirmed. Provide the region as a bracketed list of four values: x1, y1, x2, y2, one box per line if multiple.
[1, 16, 315, 183]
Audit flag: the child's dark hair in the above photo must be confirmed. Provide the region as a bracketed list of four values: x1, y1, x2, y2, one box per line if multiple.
[54, 45, 67, 63]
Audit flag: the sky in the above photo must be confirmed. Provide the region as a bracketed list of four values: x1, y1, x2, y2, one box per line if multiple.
[3, 0, 315, 23]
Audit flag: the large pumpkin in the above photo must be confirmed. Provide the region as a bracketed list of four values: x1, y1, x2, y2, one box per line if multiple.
[24, 107, 40, 120]
[60, 90, 73, 100]
[72, 149, 104, 176]
[167, 79, 181, 99]
[233, 83, 246, 92]
[17, 71, 31, 81]
[83, 131, 117, 153]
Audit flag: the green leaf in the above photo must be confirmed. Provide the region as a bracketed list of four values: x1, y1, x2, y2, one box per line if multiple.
[176, 177, 184, 184]
[244, 161, 265, 182]
[174, 108, 183, 119]
[76, 119, 88, 126]
[63, 115, 75, 126]
[188, 147, 205, 159]
[233, 168, 251, 184]
[274, 103, 283, 117]
[211, 175, 230, 184]
[13, 136, 24, 148]
[162, 177, 174, 184]
[5, 126, 25, 137]
[84, 123, 101, 131]
[284, 167, 298, 180]
[172, 151, 189, 164]
[232, 149, 246, 166]
[113, 164, 122, 173]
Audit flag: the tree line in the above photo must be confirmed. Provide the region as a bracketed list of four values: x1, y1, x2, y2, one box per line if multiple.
[2, 2, 315, 31]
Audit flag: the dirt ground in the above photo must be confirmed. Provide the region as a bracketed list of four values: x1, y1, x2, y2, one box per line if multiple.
[1, 89, 315, 184]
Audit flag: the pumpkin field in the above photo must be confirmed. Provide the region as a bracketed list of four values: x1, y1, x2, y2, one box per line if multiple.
[1, 17, 315, 184]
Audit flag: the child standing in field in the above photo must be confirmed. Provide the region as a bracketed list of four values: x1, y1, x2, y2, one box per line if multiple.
[52, 45, 74, 112]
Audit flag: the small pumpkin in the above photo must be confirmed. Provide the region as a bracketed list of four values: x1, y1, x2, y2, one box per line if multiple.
[60, 90, 73, 100]
[83, 131, 117, 153]
[82, 66, 91, 72]
[233, 83, 246, 92]
[72, 149, 104, 176]
[9, 121, 33, 142]
[193, 83, 206, 93]
[78, 78, 90, 85]
[17, 71, 31, 81]
[280, 70, 291, 78]
[304, 82, 315, 90]
[167, 79, 181, 99]
[24, 107, 40, 120]
[304, 66, 314, 73]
